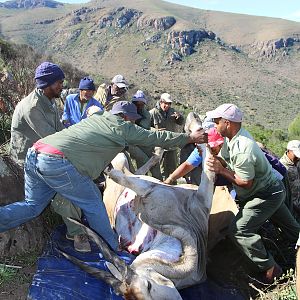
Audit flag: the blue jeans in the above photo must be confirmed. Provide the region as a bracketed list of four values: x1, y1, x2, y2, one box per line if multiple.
[0, 148, 118, 251]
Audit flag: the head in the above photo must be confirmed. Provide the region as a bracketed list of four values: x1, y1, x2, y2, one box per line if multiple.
[61, 219, 182, 300]
[159, 93, 172, 112]
[35, 62, 65, 99]
[286, 140, 300, 164]
[111, 74, 128, 97]
[132, 90, 147, 113]
[206, 103, 243, 139]
[79, 77, 96, 102]
[208, 127, 224, 155]
[110, 101, 141, 123]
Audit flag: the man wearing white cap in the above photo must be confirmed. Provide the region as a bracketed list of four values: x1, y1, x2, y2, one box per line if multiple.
[149, 93, 184, 180]
[280, 140, 300, 217]
[206, 103, 300, 284]
[94, 74, 128, 110]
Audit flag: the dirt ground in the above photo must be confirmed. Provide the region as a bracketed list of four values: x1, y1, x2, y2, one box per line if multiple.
[0, 265, 36, 300]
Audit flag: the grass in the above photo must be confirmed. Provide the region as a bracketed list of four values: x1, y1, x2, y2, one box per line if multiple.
[0, 265, 17, 285]
[252, 270, 297, 300]
[0, 249, 40, 295]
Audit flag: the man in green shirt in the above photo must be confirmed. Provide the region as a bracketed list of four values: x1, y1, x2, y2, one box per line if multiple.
[10, 61, 90, 252]
[206, 103, 300, 283]
[1, 101, 207, 251]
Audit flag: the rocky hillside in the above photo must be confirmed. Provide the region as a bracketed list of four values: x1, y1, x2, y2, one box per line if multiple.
[0, 0, 63, 9]
[0, 0, 300, 129]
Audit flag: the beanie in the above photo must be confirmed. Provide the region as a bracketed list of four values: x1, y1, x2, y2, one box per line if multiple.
[35, 62, 65, 89]
[79, 77, 95, 91]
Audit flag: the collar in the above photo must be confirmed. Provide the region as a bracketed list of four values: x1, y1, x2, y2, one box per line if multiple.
[226, 127, 243, 148]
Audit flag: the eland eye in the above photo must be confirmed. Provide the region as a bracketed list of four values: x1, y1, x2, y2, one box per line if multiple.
[147, 281, 152, 292]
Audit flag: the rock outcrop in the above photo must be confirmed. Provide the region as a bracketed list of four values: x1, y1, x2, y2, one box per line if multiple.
[250, 36, 300, 58]
[137, 15, 176, 30]
[0, 0, 63, 9]
[167, 30, 216, 57]
[98, 7, 142, 29]
[0, 156, 46, 257]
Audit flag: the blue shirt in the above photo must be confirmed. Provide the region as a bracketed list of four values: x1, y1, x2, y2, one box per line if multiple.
[186, 147, 203, 167]
[62, 93, 104, 127]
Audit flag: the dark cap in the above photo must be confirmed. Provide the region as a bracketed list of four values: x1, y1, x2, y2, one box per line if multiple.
[110, 101, 141, 121]
[79, 77, 95, 90]
[35, 62, 65, 89]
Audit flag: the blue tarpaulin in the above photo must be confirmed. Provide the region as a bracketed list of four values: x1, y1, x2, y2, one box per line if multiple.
[28, 225, 244, 300]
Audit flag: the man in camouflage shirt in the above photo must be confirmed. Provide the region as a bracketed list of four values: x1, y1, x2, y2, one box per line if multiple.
[280, 140, 300, 217]
[94, 74, 128, 110]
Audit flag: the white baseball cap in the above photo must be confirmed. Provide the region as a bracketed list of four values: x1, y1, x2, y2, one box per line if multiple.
[287, 140, 300, 158]
[160, 93, 172, 103]
[206, 103, 243, 123]
[111, 74, 128, 88]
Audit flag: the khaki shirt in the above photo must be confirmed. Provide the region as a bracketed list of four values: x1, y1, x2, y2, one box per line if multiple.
[280, 152, 300, 208]
[94, 83, 127, 111]
[41, 111, 189, 179]
[220, 127, 277, 201]
[149, 103, 184, 132]
[10, 88, 63, 164]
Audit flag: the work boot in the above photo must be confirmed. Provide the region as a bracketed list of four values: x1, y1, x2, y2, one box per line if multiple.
[260, 263, 283, 284]
[66, 234, 91, 253]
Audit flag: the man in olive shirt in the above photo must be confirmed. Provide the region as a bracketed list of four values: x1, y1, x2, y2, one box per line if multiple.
[0, 101, 207, 251]
[206, 103, 300, 283]
[9, 62, 90, 252]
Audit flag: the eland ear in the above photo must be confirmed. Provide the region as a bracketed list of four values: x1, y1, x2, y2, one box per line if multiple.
[146, 270, 176, 288]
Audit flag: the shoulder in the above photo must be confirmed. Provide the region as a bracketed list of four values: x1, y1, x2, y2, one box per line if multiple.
[19, 90, 40, 110]
[96, 83, 108, 92]
[66, 94, 78, 101]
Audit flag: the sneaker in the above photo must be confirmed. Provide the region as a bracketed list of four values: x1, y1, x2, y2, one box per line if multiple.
[66, 234, 91, 253]
[261, 263, 283, 284]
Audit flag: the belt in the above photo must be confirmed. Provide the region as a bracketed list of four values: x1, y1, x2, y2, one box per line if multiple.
[36, 150, 66, 159]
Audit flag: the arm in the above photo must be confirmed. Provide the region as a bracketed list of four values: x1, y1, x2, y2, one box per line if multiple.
[125, 123, 207, 150]
[24, 105, 62, 138]
[207, 156, 254, 189]
[165, 162, 195, 184]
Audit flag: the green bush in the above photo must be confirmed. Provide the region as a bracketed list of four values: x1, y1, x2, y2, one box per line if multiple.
[245, 124, 288, 157]
[288, 114, 300, 140]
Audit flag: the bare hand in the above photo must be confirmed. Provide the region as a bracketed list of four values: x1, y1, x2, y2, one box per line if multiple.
[206, 156, 224, 174]
[188, 129, 208, 144]
[87, 105, 101, 117]
[171, 112, 182, 120]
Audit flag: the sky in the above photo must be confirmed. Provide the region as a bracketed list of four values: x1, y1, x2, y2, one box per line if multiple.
[165, 0, 300, 22]
[0, 0, 299, 22]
